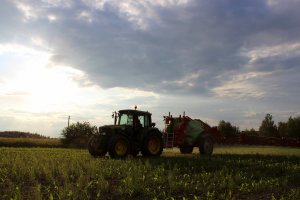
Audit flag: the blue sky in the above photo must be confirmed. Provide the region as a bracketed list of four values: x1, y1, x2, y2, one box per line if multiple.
[1, 0, 300, 137]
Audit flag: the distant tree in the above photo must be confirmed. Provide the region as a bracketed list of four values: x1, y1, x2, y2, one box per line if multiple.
[278, 121, 288, 137]
[286, 116, 300, 138]
[259, 114, 278, 137]
[61, 122, 97, 148]
[218, 120, 240, 138]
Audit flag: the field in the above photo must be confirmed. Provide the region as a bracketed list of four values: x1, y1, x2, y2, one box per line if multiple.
[0, 146, 300, 200]
[0, 137, 62, 148]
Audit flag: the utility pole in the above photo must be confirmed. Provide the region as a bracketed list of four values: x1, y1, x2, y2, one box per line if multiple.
[68, 115, 70, 128]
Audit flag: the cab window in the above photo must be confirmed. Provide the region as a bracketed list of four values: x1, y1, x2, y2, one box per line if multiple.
[119, 113, 133, 125]
[144, 115, 150, 127]
[138, 115, 145, 127]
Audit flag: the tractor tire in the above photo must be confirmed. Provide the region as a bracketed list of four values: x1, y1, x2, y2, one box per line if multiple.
[199, 135, 214, 155]
[141, 131, 163, 157]
[180, 146, 194, 154]
[109, 135, 130, 158]
[88, 136, 107, 157]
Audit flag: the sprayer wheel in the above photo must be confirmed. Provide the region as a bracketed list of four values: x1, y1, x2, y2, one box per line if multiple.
[199, 135, 214, 155]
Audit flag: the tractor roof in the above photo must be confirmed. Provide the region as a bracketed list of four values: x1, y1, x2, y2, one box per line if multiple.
[119, 109, 152, 116]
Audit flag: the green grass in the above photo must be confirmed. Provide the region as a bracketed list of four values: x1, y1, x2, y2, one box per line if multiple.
[215, 145, 300, 156]
[0, 146, 299, 200]
[164, 145, 300, 156]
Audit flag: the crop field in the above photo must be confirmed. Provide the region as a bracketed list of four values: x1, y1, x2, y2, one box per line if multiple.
[0, 137, 62, 148]
[0, 146, 299, 200]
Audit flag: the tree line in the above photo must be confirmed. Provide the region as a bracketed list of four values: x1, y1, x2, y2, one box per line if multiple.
[0, 131, 50, 139]
[218, 114, 300, 138]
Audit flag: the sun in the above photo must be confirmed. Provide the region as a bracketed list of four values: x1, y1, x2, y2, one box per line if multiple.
[23, 66, 80, 113]
[0, 43, 85, 113]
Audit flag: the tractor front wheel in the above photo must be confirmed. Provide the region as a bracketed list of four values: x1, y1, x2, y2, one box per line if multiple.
[199, 135, 214, 155]
[109, 136, 130, 158]
[141, 131, 163, 157]
[88, 136, 107, 157]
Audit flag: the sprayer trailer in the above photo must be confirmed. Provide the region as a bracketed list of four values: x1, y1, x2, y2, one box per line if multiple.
[163, 112, 224, 155]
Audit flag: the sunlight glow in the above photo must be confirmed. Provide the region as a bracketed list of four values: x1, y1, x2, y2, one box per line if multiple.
[0, 42, 161, 136]
[0, 43, 90, 113]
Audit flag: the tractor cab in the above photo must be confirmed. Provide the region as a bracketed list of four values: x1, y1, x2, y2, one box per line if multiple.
[114, 109, 155, 129]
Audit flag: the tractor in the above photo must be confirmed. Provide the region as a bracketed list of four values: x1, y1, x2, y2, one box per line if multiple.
[88, 109, 164, 158]
[163, 112, 224, 155]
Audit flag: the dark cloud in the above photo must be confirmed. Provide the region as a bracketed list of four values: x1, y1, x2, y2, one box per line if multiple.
[0, 1, 24, 43]
[2, 0, 300, 98]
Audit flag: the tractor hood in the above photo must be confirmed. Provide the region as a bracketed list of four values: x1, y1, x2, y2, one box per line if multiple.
[98, 124, 131, 135]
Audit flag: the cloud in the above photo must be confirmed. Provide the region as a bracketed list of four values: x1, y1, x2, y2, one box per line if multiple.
[1, 0, 299, 97]
[213, 82, 264, 99]
[212, 72, 273, 98]
[243, 42, 300, 63]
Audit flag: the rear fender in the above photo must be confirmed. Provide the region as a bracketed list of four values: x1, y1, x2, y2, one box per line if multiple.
[139, 128, 162, 141]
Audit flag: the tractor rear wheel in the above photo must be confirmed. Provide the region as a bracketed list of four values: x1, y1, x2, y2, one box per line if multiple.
[109, 136, 130, 158]
[180, 146, 194, 154]
[199, 135, 214, 155]
[141, 131, 163, 157]
[88, 136, 107, 157]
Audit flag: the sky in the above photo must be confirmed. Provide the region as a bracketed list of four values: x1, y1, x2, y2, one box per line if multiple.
[1, 0, 300, 138]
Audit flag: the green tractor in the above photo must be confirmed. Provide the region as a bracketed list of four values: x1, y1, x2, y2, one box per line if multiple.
[88, 109, 164, 158]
